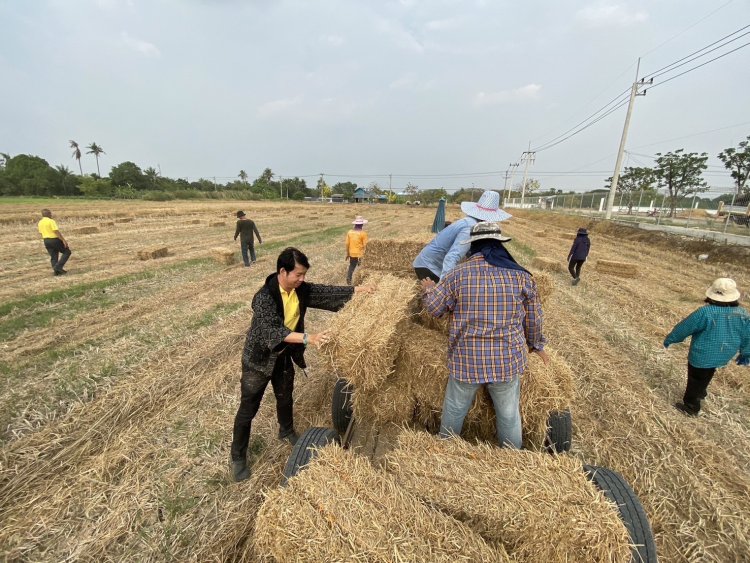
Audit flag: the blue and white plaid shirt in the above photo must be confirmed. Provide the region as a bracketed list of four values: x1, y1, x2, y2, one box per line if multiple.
[423, 254, 546, 384]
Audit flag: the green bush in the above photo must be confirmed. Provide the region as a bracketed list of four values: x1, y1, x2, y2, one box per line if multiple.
[171, 189, 203, 200]
[142, 190, 175, 201]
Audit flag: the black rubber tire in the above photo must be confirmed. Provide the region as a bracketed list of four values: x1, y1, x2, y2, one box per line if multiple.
[282, 427, 340, 483]
[331, 378, 354, 435]
[584, 465, 658, 563]
[545, 409, 572, 453]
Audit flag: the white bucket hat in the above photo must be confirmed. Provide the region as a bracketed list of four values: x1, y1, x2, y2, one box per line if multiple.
[705, 278, 740, 302]
[352, 215, 368, 225]
[461, 221, 512, 244]
[461, 190, 512, 222]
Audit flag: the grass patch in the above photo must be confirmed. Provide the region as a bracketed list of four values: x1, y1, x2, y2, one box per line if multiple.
[186, 302, 245, 331]
[509, 239, 537, 261]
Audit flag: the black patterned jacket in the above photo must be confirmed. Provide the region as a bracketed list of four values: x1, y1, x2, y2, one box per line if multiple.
[241, 273, 354, 376]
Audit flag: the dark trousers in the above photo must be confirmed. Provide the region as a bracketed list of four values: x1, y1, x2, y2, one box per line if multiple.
[240, 239, 256, 266]
[44, 238, 71, 272]
[683, 363, 716, 413]
[346, 257, 360, 285]
[568, 259, 585, 279]
[231, 354, 295, 461]
[414, 267, 439, 283]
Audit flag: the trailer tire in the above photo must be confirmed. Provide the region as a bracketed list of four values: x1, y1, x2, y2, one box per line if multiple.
[545, 409, 572, 453]
[283, 427, 340, 483]
[331, 378, 354, 435]
[584, 465, 657, 563]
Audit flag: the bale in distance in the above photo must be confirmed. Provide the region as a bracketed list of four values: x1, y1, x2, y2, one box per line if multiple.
[533, 229, 547, 237]
[71, 226, 99, 235]
[99, 221, 115, 228]
[253, 444, 509, 563]
[384, 431, 631, 563]
[211, 247, 236, 265]
[136, 247, 169, 260]
[114, 217, 134, 223]
[209, 221, 226, 227]
[596, 259, 638, 278]
[532, 256, 563, 273]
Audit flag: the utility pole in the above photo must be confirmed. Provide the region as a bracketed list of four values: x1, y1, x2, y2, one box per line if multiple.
[504, 162, 519, 203]
[605, 58, 652, 219]
[279, 176, 283, 199]
[389, 173, 392, 202]
[520, 143, 535, 207]
[213, 176, 217, 191]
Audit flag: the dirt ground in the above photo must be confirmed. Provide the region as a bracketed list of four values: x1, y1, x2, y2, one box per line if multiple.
[0, 200, 749, 562]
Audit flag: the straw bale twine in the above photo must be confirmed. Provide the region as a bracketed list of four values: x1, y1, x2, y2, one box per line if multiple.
[211, 248, 236, 265]
[114, 217, 133, 223]
[321, 273, 418, 391]
[254, 444, 509, 562]
[71, 225, 99, 235]
[99, 221, 115, 228]
[136, 246, 169, 260]
[531, 256, 563, 272]
[596, 259, 638, 278]
[362, 239, 426, 275]
[385, 431, 631, 563]
[209, 221, 226, 227]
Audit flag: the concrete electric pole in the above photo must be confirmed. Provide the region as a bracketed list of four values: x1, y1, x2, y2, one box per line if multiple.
[505, 162, 519, 203]
[520, 144, 535, 207]
[605, 58, 652, 219]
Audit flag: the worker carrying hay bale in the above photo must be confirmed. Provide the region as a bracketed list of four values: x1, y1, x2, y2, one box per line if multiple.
[136, 246, 168, 260]
[254, 444, 510, 562]
[596, 259, 638, 278]
[211, 247, 236, 265]
[384, 431, 631, 563]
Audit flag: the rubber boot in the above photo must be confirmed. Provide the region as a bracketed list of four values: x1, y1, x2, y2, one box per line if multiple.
[231, 459, 250, 482]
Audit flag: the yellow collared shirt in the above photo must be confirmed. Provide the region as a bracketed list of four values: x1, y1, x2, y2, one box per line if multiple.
[38, 217, 59, 239]
[280, 287, 300, 331]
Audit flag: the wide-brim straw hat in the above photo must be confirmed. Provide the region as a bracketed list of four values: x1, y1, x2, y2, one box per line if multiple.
[705, 278, 741, 302]
[352, 215, 368, 225]
[461, 190, 512, 222]
[461, 221, 512, 244]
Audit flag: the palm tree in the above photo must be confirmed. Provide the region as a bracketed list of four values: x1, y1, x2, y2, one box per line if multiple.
[86, 142, 105, 176]
[55, 164, 73, 195]
[144, 166, 159, 187]
[69, 140, 83, 174]
[238, 170, 248, 185]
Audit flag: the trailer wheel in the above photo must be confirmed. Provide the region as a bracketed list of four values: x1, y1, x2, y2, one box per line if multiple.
[584, 465, 657, 563]
[545, 409, 572, 453]
[331, 378, 354, 435]
[283, 427, 340, 483]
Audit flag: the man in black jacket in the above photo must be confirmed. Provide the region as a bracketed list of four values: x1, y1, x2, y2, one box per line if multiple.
[231, 246, 373, 482]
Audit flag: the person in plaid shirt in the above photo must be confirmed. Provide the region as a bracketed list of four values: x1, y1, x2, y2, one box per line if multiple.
[664, 277, 750, 416]
[421, 221, 548, 448]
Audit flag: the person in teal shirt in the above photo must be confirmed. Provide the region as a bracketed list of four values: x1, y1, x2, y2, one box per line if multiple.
[664, 278, 750, 416]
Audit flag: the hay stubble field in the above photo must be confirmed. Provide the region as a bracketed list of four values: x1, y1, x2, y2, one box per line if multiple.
[1, 199, 749, 562]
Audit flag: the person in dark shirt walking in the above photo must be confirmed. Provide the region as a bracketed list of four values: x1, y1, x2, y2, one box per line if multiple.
[567, 227, 591, 286]
[234, 210, 262, 267]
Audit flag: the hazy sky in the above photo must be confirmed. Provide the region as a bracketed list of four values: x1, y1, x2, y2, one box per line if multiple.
[1, 0, 748, 193]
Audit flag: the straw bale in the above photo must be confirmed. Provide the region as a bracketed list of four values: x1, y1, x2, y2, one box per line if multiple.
[531, 270, 553, 306]
[211, 247, 237, 265]
[209, 221, 226, 227]
[533, 229, 547, 237]
[254, 444, 509, 562]
[71, 225, 99, 235]
[363, 239, 426, 275]
[531, 256, 563, 272]
[189, 219, 201, 224]
[99, 221, 115, 228]
[321, 273, 418, 391]
[596, 259, 638, 278]
[136, 246, 169, 260]
[385, 431, 631, 563]
[114, 217, 133, 223]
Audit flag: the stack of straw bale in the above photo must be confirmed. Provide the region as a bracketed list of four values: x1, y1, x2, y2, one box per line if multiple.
[596, 259, 638, 278]
[321, 273, 418, 393]
[71, 226, 99, 235]
[211, 248, 236, 265]
[136, 247, 169, 260]
[531, 256, 563, 272]
[253, 444, 509, 562]
[384, 431, 631, 563]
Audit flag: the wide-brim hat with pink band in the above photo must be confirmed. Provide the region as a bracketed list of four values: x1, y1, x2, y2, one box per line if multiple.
[352, 215, 368, 225]
[460, 190, 512, 222]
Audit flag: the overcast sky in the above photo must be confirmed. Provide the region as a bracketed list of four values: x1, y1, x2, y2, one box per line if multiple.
[1, 0, 748, 193]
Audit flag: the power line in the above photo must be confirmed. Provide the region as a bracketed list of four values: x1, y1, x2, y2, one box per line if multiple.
[630, 120, 750, 149]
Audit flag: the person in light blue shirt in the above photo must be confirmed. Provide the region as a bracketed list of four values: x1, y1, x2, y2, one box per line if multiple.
[664, 278, 750, 416]
[413, 190, 511, 282]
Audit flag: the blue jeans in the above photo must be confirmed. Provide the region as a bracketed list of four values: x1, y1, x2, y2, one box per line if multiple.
[439, 376, 522, 448]
[240, 239, 256, 266]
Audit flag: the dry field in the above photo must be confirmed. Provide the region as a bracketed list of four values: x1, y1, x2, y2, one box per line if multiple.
[0, 199, 749, 561]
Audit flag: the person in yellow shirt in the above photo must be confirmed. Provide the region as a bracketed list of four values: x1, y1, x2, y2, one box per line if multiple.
[345, 215, 368, 285]
[37, 209, 71, 276]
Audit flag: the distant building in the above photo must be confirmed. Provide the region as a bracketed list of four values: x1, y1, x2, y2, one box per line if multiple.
[353, 188, 387, 203]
